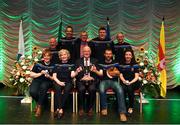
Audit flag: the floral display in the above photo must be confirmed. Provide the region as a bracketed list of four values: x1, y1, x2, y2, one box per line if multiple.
[136, 47, 161, 98]
[9, 46, 42, 95]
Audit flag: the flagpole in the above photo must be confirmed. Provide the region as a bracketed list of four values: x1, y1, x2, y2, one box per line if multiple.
[106, 17, 110, 40]
[18, 16, 32, 103]
[58, 15, 63, 43]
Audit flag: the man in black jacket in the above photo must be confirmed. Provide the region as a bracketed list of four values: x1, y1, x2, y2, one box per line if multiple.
[72, 46, 102, 116]
[91, 27, 114, 63]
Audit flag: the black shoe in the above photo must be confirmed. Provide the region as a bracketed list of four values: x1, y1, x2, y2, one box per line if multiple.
[57, 112, 64, 119]
[54, 110, 58, 118]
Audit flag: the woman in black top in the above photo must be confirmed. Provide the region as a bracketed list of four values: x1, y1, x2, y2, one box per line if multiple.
[53, 49, 74, 119]
[119, 49, 140, 114]
[29, 49, 54, 117]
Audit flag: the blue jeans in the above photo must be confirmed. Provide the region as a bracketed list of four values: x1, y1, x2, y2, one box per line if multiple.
[99, 80, 126, 113]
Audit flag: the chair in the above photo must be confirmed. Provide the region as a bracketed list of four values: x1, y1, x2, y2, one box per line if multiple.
[31, 79, 76, 113]
[96, 88, 143, 114]
[30, 88, 55, 112]
[74, 80, 99, 114]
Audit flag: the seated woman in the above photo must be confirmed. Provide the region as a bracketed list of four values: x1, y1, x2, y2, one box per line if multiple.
[119, 49, 140, 114]
[29, 48, 54, 117]
[53, 49, 74, 119]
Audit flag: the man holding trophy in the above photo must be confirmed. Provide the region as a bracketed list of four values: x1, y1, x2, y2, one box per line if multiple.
[72, 46, 103, 116]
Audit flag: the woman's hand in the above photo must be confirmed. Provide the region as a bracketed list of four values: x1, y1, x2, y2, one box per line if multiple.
[123, 80, 131, 85]
[76, 66, 83, 73]
[57, 81, 65, 86]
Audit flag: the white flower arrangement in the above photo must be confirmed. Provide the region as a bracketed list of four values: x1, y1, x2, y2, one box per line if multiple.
[136, 47, 161, 98]
[9, 46, 42, 95]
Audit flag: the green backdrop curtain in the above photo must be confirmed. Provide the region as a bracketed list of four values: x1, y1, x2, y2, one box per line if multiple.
[0, 0, 179, 88]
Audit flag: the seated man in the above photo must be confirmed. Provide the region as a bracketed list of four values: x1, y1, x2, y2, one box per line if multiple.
[72, 46, 102, 116]
[99, 49, 127, 121]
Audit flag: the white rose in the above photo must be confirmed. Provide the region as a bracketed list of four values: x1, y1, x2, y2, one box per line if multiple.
[34, 58, 39, 62]
[157, 81, 161, 85]
[139, 62, 144, 66]
[20, 62, 25, 66]
[140, 53, 144, 56]
[22, 66, 27, 70]
[25, 71, 31, 75]
[37, 51, 42, 54]
[143, 68, 148, 73]
[20, 78, 25, 83]
[144, 51, 148, 54]
[138, 77, 142, 81]
[143, 79, 148, 84]
[16, 71, 20, 76]
[27, 55, 32, 59]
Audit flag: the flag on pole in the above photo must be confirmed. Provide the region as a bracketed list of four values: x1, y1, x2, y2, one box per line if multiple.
[157, 17, 167, 98]
[106, 17, 111, 40]
[57, 16, 63, 43]
[17, 19, 25, 61]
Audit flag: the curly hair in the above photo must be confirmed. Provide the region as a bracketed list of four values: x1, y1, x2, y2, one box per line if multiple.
[58, 49, 71, 60]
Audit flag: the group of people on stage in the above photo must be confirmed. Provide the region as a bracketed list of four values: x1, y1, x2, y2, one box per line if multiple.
[29, 26, 140, 122]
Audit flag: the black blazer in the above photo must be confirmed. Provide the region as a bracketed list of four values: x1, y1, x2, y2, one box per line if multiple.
[74, 38, 94, 59]
[57, 37, 77, 63]
[75, 57, 99, 81]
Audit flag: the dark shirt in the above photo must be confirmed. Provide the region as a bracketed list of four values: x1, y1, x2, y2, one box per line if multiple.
[99, 60, 119, 81]
[32, 61, 54, 81]
[114, 42, 132, 62]
[49, 47, 60, 65]
[91, 38, 114, 63]
[75, 57, 100, 82]
[53, 61, 74, 83]
[57, 37, 77, 63]
[119, 63, 139, 81]
[75, 38, 94, 59]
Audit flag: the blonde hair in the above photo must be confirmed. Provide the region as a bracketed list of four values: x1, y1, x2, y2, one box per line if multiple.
[58, 49, 71, 60]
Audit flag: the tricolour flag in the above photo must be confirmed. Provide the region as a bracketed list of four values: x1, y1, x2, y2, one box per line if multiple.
[17, 19, 25, 61]
[57, 16, 63, 43]
[106, 17, 111, 40]
[157, 18, 167, 98]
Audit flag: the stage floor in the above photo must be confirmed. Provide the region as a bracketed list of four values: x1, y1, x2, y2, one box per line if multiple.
[0, 87, 180, 124]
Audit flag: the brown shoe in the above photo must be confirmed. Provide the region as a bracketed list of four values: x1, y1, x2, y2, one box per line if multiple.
[128, 108, 133, 114]
[35, 105, 41, 117]
[101, 109, 107, 116]
[119, 113, 127, 122]
[79, 109, 84, 116]
[54, 110, 59, 118]
[88, 108, 93, 117]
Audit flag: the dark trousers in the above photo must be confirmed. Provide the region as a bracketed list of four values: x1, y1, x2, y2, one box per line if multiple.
[54, 82, 73, 110]
[29, 79, 53, 105]
[121, 81, 140, 108]
[77, 81, 97, 111]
